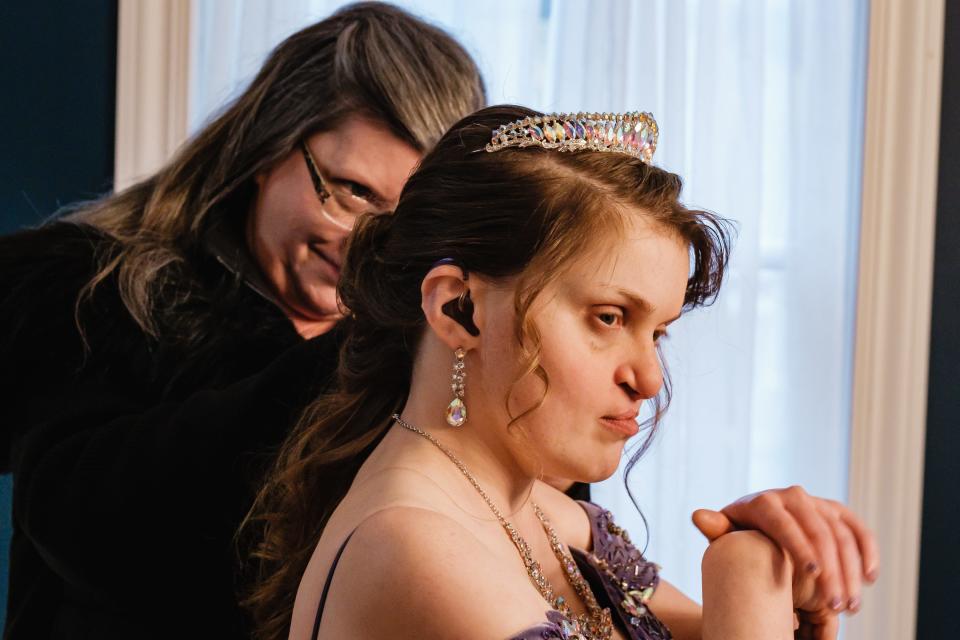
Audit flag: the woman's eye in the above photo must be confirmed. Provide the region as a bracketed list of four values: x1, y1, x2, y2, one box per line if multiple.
[346, 181, 374, 200]
[596, 311, 622, 327]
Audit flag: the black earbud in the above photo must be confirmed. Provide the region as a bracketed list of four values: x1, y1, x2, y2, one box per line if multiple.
[432, 258, 480, 337]
[441, 291, 480, 336]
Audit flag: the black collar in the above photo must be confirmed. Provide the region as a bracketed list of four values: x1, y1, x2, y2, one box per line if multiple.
[203, 219, 281, 310]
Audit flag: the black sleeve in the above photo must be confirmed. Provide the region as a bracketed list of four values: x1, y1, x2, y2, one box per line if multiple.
[11, 329, 340, 599]
[0, 222, 103, 472]
[1, 222, 342, 602]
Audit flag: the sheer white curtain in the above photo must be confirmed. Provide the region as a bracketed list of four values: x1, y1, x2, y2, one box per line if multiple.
[190, 0, 867, 602]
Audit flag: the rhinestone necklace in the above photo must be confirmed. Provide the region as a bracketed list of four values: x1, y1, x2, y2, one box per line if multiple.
[391, 414, 613, 639]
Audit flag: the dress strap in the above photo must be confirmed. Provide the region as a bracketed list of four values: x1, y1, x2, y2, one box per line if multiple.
[310, 529, 358, 640]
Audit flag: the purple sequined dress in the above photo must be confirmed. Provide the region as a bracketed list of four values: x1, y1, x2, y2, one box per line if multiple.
[311, 500, 672, 640]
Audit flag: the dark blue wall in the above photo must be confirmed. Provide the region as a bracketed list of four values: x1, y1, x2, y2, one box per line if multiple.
[0, 2, 117, 232]
[0, 0, 117, 629]
[916, 1, 960, 636]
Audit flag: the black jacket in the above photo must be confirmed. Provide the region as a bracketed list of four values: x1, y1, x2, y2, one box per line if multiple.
[0, 222, 341, 639]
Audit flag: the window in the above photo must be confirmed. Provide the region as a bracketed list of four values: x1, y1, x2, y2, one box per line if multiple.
[190, 0, 868, 605]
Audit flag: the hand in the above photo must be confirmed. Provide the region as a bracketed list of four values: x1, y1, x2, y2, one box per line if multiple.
[692, 487, 878, 620]
[794, 608, 840, 640]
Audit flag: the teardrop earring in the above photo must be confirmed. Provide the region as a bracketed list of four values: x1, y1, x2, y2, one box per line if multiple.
[445, 348, 467, 427]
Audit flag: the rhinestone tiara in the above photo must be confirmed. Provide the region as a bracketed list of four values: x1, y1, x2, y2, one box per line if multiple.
[485, 111, 659, 164]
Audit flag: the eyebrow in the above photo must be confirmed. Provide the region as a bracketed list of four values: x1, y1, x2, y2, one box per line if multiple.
[612, 287, 682, 324]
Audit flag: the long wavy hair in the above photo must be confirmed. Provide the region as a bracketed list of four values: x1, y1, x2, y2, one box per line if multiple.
[71, 2, 485, 341]
[243, 105, 732, 640]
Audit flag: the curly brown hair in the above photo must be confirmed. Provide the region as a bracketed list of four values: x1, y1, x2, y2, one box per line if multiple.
[243, 105, 732, 640]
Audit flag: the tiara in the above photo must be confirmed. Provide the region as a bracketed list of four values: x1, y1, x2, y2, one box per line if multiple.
[485, 112, 659, 164]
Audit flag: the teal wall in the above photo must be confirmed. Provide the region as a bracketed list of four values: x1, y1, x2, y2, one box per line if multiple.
[0, 1, 117, 629]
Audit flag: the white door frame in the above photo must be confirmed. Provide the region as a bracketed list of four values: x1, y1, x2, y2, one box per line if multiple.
[114, 0, 191, 191]
[846, 0, 944, 638]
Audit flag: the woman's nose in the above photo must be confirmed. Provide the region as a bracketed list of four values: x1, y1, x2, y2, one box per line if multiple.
[614, 345, 663, 400]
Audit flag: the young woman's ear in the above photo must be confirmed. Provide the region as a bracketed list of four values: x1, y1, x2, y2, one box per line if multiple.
[421, 264, 481, 350]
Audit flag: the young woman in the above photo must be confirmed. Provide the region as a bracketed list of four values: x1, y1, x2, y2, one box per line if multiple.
[0, 4, 484, 638]
[247, 105, 877, 640]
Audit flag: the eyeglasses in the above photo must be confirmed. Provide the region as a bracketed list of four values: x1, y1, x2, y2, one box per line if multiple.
[299, 141, 385, 229]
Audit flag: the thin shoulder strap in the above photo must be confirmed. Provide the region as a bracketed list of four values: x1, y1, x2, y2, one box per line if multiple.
[310, 528, 358, 640]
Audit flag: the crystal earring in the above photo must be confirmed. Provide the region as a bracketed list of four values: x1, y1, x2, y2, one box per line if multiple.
[445, 348, 467, 427]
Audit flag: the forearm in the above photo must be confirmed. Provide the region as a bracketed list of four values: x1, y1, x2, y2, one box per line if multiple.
[12, 333, 339, 591]
[700, 530, 795, 640]
[15, 382, 286, 583]
[646, 579, 702, 640]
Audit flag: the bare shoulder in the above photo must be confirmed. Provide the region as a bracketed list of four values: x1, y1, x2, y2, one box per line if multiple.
[531, 481, 593, 551]
[316, 505, 547, 639]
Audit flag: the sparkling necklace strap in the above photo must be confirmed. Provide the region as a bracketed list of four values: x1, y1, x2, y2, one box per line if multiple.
[390, 414, 612, 639]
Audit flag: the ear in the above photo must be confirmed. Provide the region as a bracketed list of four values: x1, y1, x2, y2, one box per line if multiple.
[421, 264, 481, 351]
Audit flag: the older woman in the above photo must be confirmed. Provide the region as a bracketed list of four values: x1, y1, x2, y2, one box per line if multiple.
[0, 4, 484, 638]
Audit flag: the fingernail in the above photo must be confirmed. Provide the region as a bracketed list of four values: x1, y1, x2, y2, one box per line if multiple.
[866, 567, 879, 582]
[848, 596, 861, 612]
[830, 597, 844, 611]
[806, 561, 819, 574]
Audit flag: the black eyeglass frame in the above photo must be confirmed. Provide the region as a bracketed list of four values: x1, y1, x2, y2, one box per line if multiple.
[300, 141, 332, 205]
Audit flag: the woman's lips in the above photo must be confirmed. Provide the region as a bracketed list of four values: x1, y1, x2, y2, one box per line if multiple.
[599, 413, 640, 437]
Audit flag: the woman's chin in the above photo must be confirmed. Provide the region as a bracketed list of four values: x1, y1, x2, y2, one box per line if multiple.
[559, 456, 622, 485]
[282, 287, 343, 337]
[583, 465, 619, 484]
[590, 448, 626, 482]
[296, 283, 342, 322]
